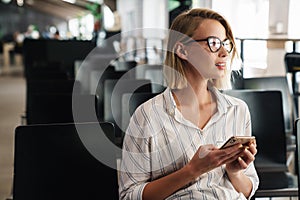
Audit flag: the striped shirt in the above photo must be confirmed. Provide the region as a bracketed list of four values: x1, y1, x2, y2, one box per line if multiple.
[119, 86, 259, 200]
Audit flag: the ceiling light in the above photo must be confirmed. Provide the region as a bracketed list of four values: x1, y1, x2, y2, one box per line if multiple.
[17, 0, 24, 6]
[1, 0, 12, 4]
[63, 0, 76, 4]
[87, 0, 103, 4]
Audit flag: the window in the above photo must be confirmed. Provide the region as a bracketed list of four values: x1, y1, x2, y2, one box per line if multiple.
[212, 0, 269, 77]
[288, 0, 300, 52]
[68, 14, 94, 40]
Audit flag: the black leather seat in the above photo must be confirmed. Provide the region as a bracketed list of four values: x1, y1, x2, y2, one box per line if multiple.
[13, 122, 119, 200]
[242, 76, 296, 137]
[222, 89, 298, 198]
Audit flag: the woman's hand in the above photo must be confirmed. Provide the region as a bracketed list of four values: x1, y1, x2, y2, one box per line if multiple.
[225, 142, 257, 175]
[224, 142, 257, 197]
[187, 143, 244, 180]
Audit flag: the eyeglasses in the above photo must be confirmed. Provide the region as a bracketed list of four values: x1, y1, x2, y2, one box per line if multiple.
[186, 36, 233, 53]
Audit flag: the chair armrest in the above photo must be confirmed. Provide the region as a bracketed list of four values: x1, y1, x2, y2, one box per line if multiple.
[253, 187, 298, 198]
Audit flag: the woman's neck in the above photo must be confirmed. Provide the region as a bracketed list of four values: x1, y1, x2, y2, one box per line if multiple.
[172, 82, 212, 109]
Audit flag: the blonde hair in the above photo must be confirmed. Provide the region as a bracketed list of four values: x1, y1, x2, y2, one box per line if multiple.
[163, 8, 239, 90]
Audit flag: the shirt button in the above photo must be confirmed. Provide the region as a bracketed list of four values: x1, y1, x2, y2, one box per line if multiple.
[169, 109, 175, 116]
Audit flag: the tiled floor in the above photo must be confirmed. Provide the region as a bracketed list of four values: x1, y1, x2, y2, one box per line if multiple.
[0, 67, 25, 200]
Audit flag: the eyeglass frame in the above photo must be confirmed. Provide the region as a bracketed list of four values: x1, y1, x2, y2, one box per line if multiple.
[184, 36, 234, 53]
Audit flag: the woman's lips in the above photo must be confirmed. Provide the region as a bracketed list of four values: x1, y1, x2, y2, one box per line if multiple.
[215, 63, 226, 70]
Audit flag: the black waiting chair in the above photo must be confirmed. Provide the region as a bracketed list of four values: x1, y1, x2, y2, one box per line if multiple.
[241, 76, 297, 178]
[284, 52, 300, 117]
[242, 76, 296, 137]
[23, 38, 95, 80]
[13, 122, 119, 200]
[222, 89, 298, 199]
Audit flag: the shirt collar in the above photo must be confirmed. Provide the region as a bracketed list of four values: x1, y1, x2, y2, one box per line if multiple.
[162, 85, 239, 123]
[214, 87, 240, 114]
[162, 87, 177, 116]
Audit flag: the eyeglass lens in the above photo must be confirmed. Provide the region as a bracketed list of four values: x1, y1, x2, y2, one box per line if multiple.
[208, 37, 233, 53]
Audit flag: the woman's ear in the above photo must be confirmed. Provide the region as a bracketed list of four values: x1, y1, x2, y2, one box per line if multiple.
[175, 42, 188, 60]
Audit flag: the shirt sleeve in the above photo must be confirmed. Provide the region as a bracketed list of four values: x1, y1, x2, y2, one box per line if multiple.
[118, 104, 153, 200]
[243, 104, 260, 199]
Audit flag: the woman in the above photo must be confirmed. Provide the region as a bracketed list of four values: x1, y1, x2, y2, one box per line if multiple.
[119, 8, 259, 200]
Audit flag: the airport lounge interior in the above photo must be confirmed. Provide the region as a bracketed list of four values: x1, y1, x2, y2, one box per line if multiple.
[1, 0, 300, 199]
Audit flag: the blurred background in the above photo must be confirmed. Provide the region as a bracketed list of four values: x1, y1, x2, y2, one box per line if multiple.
[1, 0, 300, 200]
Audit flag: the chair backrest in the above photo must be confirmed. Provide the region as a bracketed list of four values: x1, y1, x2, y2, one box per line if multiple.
[13, 122, 118, 200]
[93, 70, 128, 121]
[284, 52, 300, 117]
[26, 79, 81, 119]
[230, 69, 244, 89]
[243, 76, 296, 135]
[26, 93, 96, 125]
[26, 70, 69, 80]
[103, 79, 152, 140]
[222, 89, 289, 189]
[23, 38, 95, 79]
[26, 79, 79, 94]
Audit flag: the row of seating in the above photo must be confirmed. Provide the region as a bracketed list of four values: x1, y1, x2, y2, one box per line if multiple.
[13, 55, 165, 199]
[22, 39, 94, 125]
[24, 59, 168, 148]
[12, 89, 300, 199]
[22, 38, 166, 126]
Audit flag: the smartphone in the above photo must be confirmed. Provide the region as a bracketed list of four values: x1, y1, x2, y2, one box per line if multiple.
[220, 136, 256, 149]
